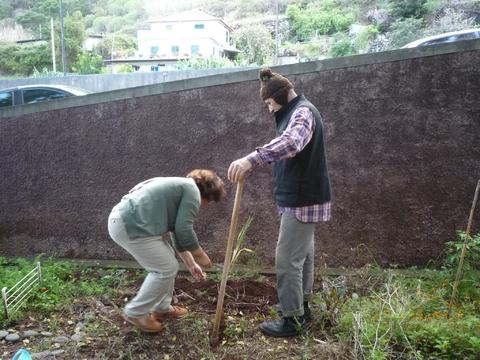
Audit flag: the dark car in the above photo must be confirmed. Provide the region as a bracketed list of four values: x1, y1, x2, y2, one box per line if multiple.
[0, 84, 91, 108]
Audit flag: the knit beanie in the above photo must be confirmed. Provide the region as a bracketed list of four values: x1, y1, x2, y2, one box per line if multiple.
[259, 68, 294, 105]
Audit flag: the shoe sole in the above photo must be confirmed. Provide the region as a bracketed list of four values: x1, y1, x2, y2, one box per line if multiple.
[121, 314, 163, 333]
[259, 325, 303, 338]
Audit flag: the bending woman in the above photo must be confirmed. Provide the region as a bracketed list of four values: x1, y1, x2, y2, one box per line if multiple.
[108, 169, 226, 332]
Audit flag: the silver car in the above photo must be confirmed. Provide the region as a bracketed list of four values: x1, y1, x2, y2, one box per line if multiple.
[0, 84, 92, 108]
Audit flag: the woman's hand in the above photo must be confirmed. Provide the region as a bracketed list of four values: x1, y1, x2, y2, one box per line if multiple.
[177, 250, 206, 280]
[187, 262, 206, 281]
[191, 247, 212, 268]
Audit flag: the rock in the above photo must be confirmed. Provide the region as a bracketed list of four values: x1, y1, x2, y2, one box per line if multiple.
[23, 330, 40, 337]
[83, 311, 95, 322]
[5, 333, 21, 342]
[51, 350, 65, 356]
[40, 331, 53, 336]
[31, 350, 52, 359]
[71, 332, 85, 342]
[74, 322, 85, 333]
[52, 336, 69, 344]
[0, 330, 9, 339]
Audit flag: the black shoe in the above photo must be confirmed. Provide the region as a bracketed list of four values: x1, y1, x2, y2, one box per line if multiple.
[259, 316, 306, 337]
[271, 303, 312, 322]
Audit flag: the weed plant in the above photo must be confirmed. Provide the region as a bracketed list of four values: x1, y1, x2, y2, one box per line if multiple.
[332, 232, 480, 359]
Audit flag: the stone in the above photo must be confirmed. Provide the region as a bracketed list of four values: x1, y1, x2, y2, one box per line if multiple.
[51, 350, 65, 356]
[71, 332, 84, 342]
[0, 330, 8, 339]
[74, 322, 85, 332]
[23, 330, 40, 337]
[31, 350, 51, 359]
[5, 333, 21, 342]
[40, 331, 53, 336]
[52, 336, 69, 344]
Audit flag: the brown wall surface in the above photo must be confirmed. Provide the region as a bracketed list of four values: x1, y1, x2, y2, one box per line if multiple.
[1, 45, 479, 267]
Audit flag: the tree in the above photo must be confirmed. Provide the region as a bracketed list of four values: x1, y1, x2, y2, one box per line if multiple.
[233, 23, 274, 65]
[61, 11, 86, 71]
[94, 33, 137, 59]
[0, 43, 51, 76]
[72, 51, 104, 74]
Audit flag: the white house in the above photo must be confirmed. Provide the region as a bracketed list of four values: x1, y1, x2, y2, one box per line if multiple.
[115, 9, 238, 71]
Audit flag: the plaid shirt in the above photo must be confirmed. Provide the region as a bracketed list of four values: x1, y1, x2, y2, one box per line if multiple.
[247, 106, 331, 223]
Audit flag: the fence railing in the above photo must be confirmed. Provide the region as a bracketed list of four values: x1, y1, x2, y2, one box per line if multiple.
[2, 262, 42, 319]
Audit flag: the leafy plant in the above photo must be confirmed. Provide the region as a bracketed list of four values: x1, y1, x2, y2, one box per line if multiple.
[445, 231, 480, 271]
[232, 23, 274, 65]
[72, 51, 105, 74]
[175, 56, 236, 70]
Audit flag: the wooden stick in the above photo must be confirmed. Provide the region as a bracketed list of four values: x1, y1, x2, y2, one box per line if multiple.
[448, 179, 480, 318]
[211, 178, 245, 344]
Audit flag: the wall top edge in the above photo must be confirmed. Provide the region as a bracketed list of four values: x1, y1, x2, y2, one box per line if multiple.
[1, 38, 479, 119]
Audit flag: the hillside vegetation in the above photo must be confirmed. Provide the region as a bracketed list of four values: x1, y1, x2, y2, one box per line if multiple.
[0, 0, 479, 76]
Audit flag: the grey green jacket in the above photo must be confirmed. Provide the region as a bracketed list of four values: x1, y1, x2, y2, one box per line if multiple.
[115, 177, 201, 252]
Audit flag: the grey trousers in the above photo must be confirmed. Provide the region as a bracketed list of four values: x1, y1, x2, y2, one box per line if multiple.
[108, 209, 178, 318]
[276, 212, 315, 318]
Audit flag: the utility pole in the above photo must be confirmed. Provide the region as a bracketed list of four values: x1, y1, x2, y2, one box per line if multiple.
[275, 0, 279, 64]
[50, 18, 56, 73]
[59, 0, 67, 75]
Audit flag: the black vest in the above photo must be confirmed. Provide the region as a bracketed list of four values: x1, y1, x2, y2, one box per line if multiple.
[273, 95, 332, 207]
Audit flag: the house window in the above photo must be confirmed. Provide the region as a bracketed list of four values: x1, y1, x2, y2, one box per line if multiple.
[150, 46, 159, 56]
[226, 31, 229, 43]
[171, 45, 179, 56]
[191, 45, 199, 56]
[194, 23, 204, 29]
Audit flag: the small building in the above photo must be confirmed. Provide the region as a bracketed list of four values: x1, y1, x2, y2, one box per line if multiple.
[105, 10, 239, 72]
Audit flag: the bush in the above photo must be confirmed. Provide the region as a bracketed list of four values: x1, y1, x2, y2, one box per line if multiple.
[387, 17, 425, 48]
[0, 43, 52, 76]
[72, 51, 105, 74]
[287, 2, 355, 40]
[329, 34, 357, 58]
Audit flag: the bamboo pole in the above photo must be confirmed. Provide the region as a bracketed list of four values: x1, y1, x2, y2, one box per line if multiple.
[211, 178, 245, 345]
[448, 179, 480, 318]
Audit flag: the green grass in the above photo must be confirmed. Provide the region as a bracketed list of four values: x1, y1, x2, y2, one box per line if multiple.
[0, 255, 143, 325]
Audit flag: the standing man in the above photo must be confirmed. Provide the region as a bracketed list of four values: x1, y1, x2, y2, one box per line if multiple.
[228, 68, 332, 337]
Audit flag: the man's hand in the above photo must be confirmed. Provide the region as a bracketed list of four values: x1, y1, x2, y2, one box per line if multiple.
[191, 247, 212, 268]
[228, 157, 252, 183]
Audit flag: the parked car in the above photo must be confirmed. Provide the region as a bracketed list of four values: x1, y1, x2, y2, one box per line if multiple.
[0, 84, 92, 108]
[402, 28, 480, 48]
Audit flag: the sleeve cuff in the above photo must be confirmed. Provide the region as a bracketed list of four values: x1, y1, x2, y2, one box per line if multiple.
[246, 150, 264, 167]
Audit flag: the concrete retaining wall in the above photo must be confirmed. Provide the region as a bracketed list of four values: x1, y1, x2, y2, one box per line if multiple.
[1, 39, 479, 267]
[0, 67, 254, 93]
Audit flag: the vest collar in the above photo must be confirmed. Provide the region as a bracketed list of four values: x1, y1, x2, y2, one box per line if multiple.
[274, 94, 304, 121]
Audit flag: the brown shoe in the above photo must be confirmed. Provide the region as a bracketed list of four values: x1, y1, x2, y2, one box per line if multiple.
[152, 305, 188, 320]
[122, 313, 164, 333]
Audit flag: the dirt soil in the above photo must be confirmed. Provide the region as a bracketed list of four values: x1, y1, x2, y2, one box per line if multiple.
[1, 272, 352, 360]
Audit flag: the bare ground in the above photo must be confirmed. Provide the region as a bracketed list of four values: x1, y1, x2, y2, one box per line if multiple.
[1, 271, 353, 360]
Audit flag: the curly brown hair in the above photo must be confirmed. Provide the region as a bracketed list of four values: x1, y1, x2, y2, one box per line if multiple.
[186, 169, 226, 202]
